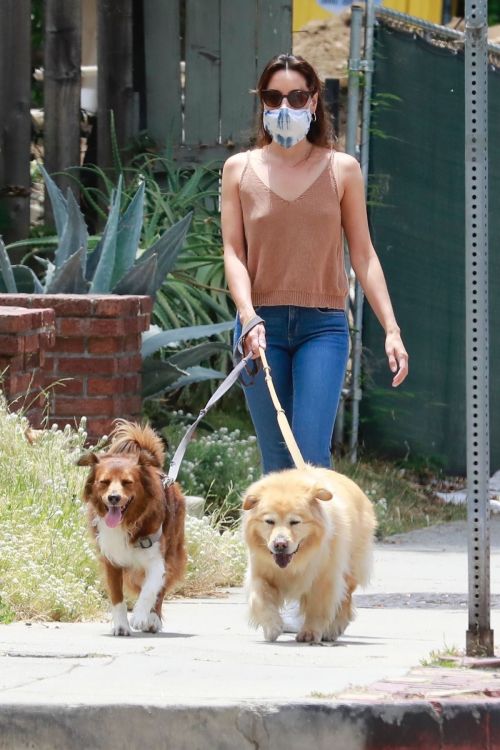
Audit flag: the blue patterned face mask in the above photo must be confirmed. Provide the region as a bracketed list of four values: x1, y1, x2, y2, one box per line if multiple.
[263, 106, 312, 149]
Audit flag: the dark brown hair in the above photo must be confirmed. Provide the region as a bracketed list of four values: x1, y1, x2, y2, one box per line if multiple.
[254, 54, 335, 148]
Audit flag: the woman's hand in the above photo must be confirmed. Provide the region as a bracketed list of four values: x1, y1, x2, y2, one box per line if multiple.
[243, 323, 267, 359]
[385, 330, 408, 387]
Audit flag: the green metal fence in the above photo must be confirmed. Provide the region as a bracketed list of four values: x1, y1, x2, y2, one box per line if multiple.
[360, 23, 500, 474]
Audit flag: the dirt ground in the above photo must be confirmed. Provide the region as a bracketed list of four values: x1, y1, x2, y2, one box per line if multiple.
[293, 11, 352, 86]
[293, 11, 500, 85]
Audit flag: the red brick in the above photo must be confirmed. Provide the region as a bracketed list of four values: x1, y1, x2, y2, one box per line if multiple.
[56, 357, 116, 375]
[30, 308, 55, 328]
[123, 333, 142, 351]
[92, 296, 140, 317]
[120, 395, 142, 413]
[119, 315, 149, 334]
[39, 308, 56, 326]
[88, 337, 125, 355]
[0, 354, 24, 369]
[116, 354, 142, 371]
[85, 416, 115, 440]
[0, 295, 34, 308]
[56, 318, 90, 337]
[51, 336, 86, 354]
[0, 308, 34, 333]
[40, 353, 57, 374]
[139, 297, 153, 315]
[22, 333, 42, 353]
[39, 327, 56, 349]
[41, 376, 84, 396]
[0, 334, 23, 354]
[7, 372, 36, 394]
[88, 376, 125, 396]
[55, 396, 116, 417]
[24, 350, 42, 369]
[123, 374, 141, 393]
[91, 318, 128, 337]
[34, 295, 93, 316]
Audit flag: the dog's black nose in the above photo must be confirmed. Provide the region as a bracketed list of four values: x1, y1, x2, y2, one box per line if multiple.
[107, 494, 121, 505]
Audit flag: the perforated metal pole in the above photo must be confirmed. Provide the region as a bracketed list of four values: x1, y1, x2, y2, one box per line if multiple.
[334, 3, 363, 451]
[465, 0, 493, 656]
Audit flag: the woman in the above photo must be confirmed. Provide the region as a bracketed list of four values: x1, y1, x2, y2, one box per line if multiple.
[222, 53, 408, 474]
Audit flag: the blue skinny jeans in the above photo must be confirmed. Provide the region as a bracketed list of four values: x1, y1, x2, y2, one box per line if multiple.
[234, 305, 349, 474]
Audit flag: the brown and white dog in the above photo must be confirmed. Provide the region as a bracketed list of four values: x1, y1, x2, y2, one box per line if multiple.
[77, 420, 186, 636]
[242, 466, 377, 643]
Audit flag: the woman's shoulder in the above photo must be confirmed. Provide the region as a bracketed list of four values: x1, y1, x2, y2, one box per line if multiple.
[332, 150, 359, 171]
[222, 150, 250, 185]
[223, 149, 254, 171]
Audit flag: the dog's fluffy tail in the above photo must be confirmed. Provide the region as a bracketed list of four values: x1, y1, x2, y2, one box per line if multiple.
[108, 419, 166, 467]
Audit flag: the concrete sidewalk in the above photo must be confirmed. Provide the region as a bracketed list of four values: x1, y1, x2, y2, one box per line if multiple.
[1, 519, 500, 749]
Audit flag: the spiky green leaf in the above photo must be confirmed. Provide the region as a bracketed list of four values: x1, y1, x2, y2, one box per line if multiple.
[141, 320, 233, 358]
[45, 248, 89, 293]
[162, 366, 225, 394]
[141, 358, 187, 399]
[89, 176, 122, 293]
[11, 265, 44, 293]
[167, 341, 230, 368]
[112, 253, 157, 296]
[138, 211, 193, 296]
[39, 165, 68, 237]
[0, 239, 17, 293]
[54, 189, 88, 271]
[111, 181, 145, 288]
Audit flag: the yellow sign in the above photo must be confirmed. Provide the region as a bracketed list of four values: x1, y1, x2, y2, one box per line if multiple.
[293, 0, 443, 31]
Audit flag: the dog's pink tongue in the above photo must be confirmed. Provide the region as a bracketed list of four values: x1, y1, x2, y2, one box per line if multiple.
[274, 552, 293, 569]
[104, 507, 122, 528]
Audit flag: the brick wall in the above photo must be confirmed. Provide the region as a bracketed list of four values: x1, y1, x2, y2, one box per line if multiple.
[0, 306, 56, 427]
[0, 294, 152, 442]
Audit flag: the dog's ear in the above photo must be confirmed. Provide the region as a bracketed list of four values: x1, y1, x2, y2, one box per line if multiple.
[242, 494, 259, 511]
[312, 487, 332, 502]
[76, 452, 99, 467]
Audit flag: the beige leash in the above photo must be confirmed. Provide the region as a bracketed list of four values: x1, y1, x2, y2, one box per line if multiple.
[258, 346, 306, 470]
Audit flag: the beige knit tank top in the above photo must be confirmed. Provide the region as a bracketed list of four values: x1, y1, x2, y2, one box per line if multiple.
[239, 149, 348, 309]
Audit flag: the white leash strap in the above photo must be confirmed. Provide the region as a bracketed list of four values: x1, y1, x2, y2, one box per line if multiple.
[164, 352, 254, 486]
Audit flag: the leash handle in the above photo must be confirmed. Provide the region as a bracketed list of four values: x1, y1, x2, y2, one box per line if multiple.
[258, 346, 307, 471]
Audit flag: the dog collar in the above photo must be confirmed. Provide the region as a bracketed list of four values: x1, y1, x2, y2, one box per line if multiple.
[134, 526, 162, 549]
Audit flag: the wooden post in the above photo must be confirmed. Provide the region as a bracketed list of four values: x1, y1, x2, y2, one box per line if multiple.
[44, 0, 82, 224]
[97, 0, 134, 173]
[0, 0, 31, 248]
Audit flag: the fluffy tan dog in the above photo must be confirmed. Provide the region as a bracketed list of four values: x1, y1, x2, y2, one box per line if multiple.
[242, 466, 377, 643]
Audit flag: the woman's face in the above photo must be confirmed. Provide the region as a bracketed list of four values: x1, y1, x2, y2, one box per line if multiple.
[264, 69, 318, 114]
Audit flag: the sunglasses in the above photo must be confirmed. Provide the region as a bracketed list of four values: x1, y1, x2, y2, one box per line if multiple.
[260, 89, 312, 110]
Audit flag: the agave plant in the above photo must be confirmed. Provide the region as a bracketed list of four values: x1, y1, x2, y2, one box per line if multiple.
[141, 320, 235, 400]
[0, 166, 192, 297]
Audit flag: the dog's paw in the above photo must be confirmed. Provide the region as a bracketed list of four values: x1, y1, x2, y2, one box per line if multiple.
[130, 608, 150, 632]
[112, 623, 132, 637]
[111, 603, 131, 636]
[296, 627, 322, 644]
[143, 611, 163, 633]
[263, 623, 283, 642]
